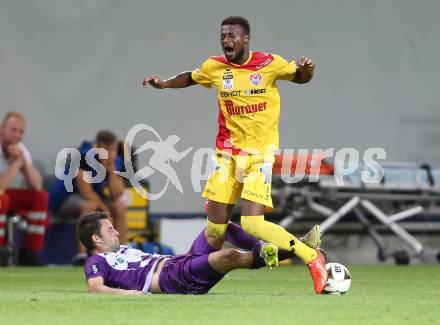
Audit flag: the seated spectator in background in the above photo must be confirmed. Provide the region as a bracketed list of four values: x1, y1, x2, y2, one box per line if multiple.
[0, 112, 48, 266]
[49, 130, 128, 266]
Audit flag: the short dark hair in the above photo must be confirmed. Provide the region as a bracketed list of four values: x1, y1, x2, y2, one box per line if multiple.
[77, 212, 109, 250]
[96, 130, 117, 146]
[221, 16, 250, 35]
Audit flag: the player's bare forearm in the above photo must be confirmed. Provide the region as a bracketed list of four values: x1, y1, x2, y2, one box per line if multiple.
[164, 71, 196, 88]
[90, 286, 143, 295]
[87, 278, 143, 295]
[143, 72, 195, 89]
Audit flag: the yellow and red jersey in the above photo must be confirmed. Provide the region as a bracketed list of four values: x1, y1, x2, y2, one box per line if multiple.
[191, 51, 296, 155]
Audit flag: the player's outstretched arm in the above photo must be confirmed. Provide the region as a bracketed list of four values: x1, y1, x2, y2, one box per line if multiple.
[292, 56, 315, 84]
[142, 71, 196, 89]
[87, 277, 144, 296]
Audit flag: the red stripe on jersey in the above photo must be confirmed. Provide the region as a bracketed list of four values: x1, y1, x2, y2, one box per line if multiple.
[211, 55, 229, 65]
[211, 52, 274, 71]
[216, 100, 241, 155]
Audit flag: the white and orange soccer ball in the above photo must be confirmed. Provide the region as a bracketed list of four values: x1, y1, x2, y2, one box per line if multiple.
[323, 263, 351, 295]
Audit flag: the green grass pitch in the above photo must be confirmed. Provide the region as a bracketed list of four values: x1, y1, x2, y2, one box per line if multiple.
[0, 265, 439, 324]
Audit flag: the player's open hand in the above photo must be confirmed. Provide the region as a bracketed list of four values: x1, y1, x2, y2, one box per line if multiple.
[297, 56, 315, 73]
[142, 75, 165, 89]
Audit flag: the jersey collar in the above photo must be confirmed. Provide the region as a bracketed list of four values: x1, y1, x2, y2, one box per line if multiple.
[229, 51, 253, 67]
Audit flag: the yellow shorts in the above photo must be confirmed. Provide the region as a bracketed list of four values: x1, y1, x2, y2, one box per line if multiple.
[202, 152, 274, 210]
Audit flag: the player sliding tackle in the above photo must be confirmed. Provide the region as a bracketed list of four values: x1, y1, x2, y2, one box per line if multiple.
[79, 212, 318, 295]
[142, 16, 327, 293]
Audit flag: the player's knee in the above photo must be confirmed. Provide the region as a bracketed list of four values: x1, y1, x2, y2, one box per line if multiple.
[206, 219, 227, 238]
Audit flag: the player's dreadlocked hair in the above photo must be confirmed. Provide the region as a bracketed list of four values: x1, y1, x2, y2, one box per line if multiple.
[77, 212, 109, 250]
[221, 16, 250, 35]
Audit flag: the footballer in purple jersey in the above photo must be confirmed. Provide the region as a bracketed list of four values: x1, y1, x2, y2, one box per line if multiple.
[78, 212, 300, 295]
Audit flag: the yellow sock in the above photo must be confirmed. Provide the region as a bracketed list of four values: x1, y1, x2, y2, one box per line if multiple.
[206, 219, 228, 238]
[241, 215, 317, 264]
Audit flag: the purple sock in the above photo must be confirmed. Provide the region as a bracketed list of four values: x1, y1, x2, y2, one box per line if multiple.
[251, 241, 266, 269]
[225, 222, 259, 250]
[226, 222, 294, 262]
[187, 229, 217, 254]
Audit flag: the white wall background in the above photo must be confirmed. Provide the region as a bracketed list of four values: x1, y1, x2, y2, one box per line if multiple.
[1, 0, 439, 213]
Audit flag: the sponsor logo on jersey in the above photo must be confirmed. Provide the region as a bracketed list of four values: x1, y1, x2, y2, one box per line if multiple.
[116, 257, 125, 265]
[250, 73, 262, 86]
[244, 88, 266, 96]
[221, 90, 241, 97]
[255, 57, 273, 69]
[221, 88, 266, 97]
[224, 100, 267, 116]
[204, 188, 216, 197]
[242, 189, 270, 201]
[223, 73, 234, 90]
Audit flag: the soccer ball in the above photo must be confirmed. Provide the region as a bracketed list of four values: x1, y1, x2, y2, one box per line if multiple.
[322, 262, 351, 295]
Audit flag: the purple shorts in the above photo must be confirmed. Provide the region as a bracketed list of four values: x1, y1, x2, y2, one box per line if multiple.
[158, 254, 224, 295]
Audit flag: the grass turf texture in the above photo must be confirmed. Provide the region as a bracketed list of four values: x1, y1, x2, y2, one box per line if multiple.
[0, 266, 439, 325]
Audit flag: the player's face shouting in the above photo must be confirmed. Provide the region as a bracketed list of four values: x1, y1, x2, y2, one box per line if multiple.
[220, 24, 250, 64]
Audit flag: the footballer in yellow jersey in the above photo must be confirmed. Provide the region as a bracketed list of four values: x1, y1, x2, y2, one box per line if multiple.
[191, 51, 296, 155]
[143, 16, 328, 294]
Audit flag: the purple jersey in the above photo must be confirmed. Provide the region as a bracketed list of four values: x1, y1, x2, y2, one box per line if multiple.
[84, 245, 168, 293]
